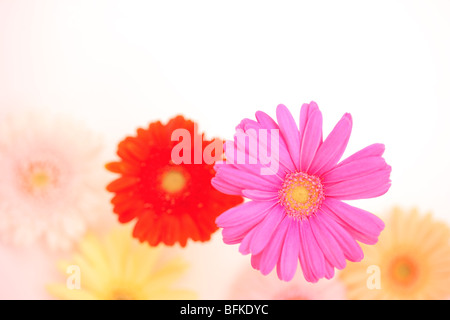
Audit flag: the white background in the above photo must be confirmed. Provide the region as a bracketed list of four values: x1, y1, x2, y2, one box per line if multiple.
[0, 0, 449, 299]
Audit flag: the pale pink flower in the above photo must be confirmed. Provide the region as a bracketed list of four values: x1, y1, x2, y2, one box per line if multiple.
[0, 110, 108, 250]
[229, 266, 346, 300]
[213, 102, 391, 282]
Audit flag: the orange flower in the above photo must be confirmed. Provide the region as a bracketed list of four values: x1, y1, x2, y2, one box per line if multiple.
[106, 116, 243, 247]
[340, 207, 450, 299]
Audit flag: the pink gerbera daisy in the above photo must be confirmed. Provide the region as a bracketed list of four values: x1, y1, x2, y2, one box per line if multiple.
[212, 102, 391, 283]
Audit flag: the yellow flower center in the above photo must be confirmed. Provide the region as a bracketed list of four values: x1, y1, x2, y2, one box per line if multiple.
[279, 172, 324, 219]
[31, 171, 50, 188]
[161, 169, 187, 194]
[288, 186, 309, 204]
[110, 289, 137, 300]
[20, 161, 60, 196]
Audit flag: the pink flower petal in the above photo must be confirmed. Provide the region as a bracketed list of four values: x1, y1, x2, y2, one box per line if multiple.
[297, 233, 315, 281]
[211, 177, 242, 195]
[222, 209, 266, 245]
[242, 189, 279, 201]
[337, 143, 385, 168]
[324, 258, 336, 280]
[308, 113, 352, 176]
[249, 205, 285, 255]
[216, 200, 274, 227]
[276, 104, 301, 171]
[258, 217, 290, 275]
[299, 107, 323, 172]
[324, 166, 392, 200]
[299, 101, 323, 144]
[236, 118, 260, 131]
[220, 127, 292, 180]
[309, 213, 346, 270]
[255, 110, 296, 173]
[322, 156, 389, 184]
[215, 166, 281, 194]
[221, 229, 246, 245]
[217, 161, 282, 186]
[299, 219, 326, 282]
[255, 110, 279, 129]
[215, 161, 279, 183]
[276, 220, 300, 281]
[319, 212, 364, 262]
[250, 251, 262, 270]
[245, 129, 291, 178]
[321, 198, 385, 245]
[299, 102, 312, 138]
[238, 226, 258, 255]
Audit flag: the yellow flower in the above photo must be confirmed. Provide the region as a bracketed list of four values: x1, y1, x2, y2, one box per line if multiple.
[47, 227, 196, 300]
[340, 207, 450, 299]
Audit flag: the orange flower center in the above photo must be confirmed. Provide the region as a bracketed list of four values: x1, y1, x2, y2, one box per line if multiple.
[109, 288, 137, 300]
[278, 172, 324, 219]
[160, 168, 188, 194]
[31, 171, 50, 188]
[388, 255, 420, 287]
[20, 161, 60, 196]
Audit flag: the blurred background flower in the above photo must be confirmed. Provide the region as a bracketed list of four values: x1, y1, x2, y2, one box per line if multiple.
[47, 227, 196, 300]
[0, 109, 109, 251]
[229, 264, 346, 300]
[340, 207, 450, 300]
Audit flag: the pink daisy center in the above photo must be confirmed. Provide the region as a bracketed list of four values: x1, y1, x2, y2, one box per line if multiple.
[19, 160, 61, 197]
[278, 172, 324, 219]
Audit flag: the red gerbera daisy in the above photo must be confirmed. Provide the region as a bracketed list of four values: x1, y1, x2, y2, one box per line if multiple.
[106, 115, 243, 247]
